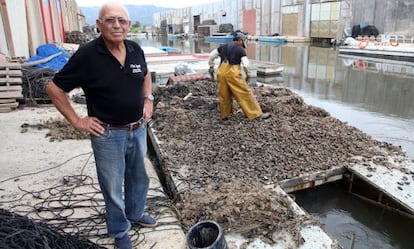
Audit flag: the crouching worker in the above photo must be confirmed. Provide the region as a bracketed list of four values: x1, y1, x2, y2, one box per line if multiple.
[208, 31, 270, 120]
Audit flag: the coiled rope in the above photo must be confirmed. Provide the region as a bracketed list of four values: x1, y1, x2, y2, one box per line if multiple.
[0, 152, 181, 248]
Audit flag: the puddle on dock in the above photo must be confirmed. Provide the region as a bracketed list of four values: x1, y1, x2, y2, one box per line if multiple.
[293, 180, 414, 249]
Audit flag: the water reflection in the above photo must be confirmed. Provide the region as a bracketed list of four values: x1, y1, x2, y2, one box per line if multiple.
[135, 35, 414, 158]
[294, 181, 414, 249]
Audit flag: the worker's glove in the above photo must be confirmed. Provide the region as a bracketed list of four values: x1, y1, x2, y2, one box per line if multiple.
[244, 67, 251, 83]
[208, 67, 215, 81]
[245, 73, 251, 83]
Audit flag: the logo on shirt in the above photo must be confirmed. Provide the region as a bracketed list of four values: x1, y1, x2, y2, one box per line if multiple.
[130, 64, 142, 73]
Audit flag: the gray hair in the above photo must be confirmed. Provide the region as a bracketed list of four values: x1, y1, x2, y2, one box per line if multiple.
[98, 1, 130, 19]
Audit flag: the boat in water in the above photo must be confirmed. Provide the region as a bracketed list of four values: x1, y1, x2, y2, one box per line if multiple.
[257, 36, 287, 44]
[205, 33, 233, 43]
[338, 35, 414, 62]
[159, 46, 182, 55]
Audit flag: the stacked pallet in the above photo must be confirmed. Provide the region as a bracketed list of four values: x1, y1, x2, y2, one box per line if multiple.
[0, 63, 23, 112]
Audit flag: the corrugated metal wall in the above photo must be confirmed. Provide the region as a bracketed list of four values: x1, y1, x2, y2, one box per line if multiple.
[282, 5, 299, 36]
[310, 1, 340, 38]
[243, 9, 256, 35]
[352, 0, 414, 37]
[0, 0, 82, 59]
[151, 0, 412, 41]
[26, 0, 45, 56]
[61, 0, 83, 32]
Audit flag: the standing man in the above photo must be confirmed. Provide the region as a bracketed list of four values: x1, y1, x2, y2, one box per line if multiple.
[46, 2, 156, 249]
[208, 31, 270, 120]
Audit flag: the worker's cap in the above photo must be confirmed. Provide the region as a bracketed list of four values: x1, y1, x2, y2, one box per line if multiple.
[232, 31, 248, 48]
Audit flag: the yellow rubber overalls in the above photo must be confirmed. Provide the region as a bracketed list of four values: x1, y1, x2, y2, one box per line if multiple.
[217, 61, 262, 120]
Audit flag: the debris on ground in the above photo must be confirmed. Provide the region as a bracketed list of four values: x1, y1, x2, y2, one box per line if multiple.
[21, 80, 405, 248]
[21, 118, 89, 141]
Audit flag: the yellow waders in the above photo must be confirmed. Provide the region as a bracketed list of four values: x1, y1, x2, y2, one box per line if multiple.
[217, 62, 262, 120]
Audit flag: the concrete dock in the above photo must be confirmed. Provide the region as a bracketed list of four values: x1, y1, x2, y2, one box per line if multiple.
[1, 46, 413, 249]
[347, 158, 414, 215]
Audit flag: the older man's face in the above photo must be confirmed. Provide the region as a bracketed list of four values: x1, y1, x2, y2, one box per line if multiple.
[97, 5, 131, 44]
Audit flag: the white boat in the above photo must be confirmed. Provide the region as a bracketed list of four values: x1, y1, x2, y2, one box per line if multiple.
[338, 35, 414, 62]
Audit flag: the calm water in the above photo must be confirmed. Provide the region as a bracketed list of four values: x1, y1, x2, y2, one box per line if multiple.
[294, 181, 414, 249]
[138, 35, 414, 159]
[137, 35, 414, 249]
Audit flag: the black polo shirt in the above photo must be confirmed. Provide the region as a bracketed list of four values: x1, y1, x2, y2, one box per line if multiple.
[217, 43, 246, 65]
[53, 36, 148, 125]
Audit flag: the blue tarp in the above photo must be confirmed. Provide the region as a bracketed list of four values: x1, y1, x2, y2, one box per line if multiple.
[26, 44, 69, 71]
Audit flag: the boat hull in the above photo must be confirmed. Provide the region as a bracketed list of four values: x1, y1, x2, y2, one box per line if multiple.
[205, 36, 233, 43]
[338, 42, 414, 62]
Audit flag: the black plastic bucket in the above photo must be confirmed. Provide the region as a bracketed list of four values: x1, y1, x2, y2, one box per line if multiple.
[186, 220, 228, 249]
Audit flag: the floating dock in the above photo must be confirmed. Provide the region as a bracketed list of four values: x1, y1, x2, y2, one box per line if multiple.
[347, 158, 414, 215]
[278, 158, 414, 216]
[252, 60, 284, 76]
[147, 128, 337, 249]
[143, 49, 284, 82]
[148, 126, 414, 248]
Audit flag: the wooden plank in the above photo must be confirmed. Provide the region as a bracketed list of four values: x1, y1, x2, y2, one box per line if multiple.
[0, 91, 23, 99]
[0, 98, 16, 103]
[0, 107, 16, 113]
[0, 85, 22, 91]
[0, 101, 18, 108]
[25, 0, 35, 56]
[0, 78, 22, 84]
[0, 63, 21, 69]
[9, 57, 26, 63]
[278, 167, 346, 193]
[0, 0, 15, 57]
[0, 70, 23, 76]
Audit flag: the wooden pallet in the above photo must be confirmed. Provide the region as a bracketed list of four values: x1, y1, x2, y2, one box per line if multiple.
[0, 62, 23, 112]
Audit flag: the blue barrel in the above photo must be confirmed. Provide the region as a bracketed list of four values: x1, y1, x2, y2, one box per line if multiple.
[186, 220, 228, 249]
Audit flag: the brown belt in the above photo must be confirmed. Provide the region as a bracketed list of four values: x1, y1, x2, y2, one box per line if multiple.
[103, 118, 144, 131]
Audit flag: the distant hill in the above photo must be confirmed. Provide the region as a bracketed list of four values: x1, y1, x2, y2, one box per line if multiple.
[80, 5, 172, 26]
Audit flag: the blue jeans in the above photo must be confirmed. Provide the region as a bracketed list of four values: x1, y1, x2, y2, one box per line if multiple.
[91, 125, 149, 238]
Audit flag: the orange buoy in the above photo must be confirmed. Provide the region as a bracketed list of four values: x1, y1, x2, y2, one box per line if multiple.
[356, 60, 368, 70]
[359, 40, 369, 49]
[390, 41, 399, 47]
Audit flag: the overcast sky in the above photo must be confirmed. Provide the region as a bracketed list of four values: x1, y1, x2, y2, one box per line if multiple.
[75, 0, 218, 8]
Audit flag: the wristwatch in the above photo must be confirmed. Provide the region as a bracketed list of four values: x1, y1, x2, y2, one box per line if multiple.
[144, 94, 154, 101]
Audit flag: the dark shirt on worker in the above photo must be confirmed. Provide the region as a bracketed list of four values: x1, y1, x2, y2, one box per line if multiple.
[217, 43, 246, 65]
[53, 36, 148, 125]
